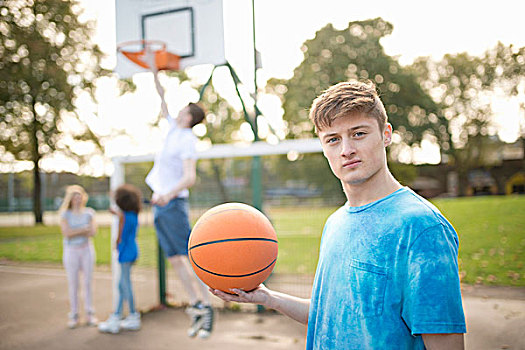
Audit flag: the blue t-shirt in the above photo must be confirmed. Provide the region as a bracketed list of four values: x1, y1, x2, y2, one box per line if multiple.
[306, 187, 466, 349]
[118, 211, 139, 263]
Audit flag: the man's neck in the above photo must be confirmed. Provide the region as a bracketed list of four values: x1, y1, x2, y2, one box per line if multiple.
[176, 121, 191, 129]
[343, 169, 402, 207]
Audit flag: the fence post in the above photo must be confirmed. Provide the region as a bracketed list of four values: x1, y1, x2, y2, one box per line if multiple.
[110, 158, 124, 311]
[8, 173, 14, 212]
[158, 243, 167, 306]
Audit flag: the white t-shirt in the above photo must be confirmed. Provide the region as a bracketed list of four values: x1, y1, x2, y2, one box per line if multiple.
[146, 115, 197, 197]
[61, 208, 95, 246]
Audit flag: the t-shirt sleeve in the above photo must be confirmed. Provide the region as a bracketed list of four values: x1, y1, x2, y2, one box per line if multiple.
[85, 208, 95, 223]
[401, 223, 466, 335]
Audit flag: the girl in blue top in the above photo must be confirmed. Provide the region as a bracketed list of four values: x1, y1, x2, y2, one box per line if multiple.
[99, 184, 141, 334]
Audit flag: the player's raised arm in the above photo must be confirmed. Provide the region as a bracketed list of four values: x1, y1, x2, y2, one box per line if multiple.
[144, 48, 169, 119]
[211, 284, 310, 325]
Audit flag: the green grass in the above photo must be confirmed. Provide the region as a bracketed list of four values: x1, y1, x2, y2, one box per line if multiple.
[267, 206, 334, 236]
[0, 195, 523, 286]
[431, 195, 525, 286]
[0, 225, 160, 267]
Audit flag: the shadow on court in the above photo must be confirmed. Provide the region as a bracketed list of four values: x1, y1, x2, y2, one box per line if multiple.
[0, 262, 524, 350]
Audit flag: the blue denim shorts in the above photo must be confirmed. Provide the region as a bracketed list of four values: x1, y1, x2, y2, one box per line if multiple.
[153, 197, 191, 257]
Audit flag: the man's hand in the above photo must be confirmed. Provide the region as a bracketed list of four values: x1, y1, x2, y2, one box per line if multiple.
[211, 284, 311, 325]
[210, 284, 271, 307]
[151, 193, 171, 207]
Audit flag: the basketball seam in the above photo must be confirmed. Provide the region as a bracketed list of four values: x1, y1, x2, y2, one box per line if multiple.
[189, 237, 278, 250]
[189, 253, 277, 278]
[191, 207, 271, 238]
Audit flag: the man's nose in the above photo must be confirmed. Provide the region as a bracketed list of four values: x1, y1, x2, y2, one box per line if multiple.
[340, 138, 356, 157]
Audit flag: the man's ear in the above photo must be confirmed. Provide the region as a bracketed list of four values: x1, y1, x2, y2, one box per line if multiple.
[383, 123, 393, 147]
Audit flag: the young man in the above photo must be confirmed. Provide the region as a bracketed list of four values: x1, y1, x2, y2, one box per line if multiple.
[212, 81, 466, 349]
[145, 63, 214, 339]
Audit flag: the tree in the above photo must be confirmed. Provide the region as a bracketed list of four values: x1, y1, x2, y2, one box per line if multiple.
[409, 43, 525, 194]
[266, 18, 449, 155]
[0, 0, 109, 223]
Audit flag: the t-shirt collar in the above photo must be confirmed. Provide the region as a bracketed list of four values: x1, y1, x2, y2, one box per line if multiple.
[345, 187, 407, 213]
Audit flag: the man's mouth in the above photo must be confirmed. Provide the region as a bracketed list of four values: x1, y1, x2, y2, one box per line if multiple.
[342, 160, 361, 168]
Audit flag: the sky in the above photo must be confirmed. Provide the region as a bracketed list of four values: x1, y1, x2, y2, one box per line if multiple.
[23, 0, 525, 175]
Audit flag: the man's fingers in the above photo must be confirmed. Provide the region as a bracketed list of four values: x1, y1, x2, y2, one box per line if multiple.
[211, 288, 252, 302]
[211, 289, 241, 302]
[231, 288, 248, 298]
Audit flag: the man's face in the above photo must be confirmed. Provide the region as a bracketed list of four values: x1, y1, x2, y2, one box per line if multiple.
[177, 106, 192, 127]
[318, 113, 392, 186]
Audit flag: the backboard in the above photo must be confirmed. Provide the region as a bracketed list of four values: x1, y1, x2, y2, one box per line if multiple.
[115, 0, 226, 78]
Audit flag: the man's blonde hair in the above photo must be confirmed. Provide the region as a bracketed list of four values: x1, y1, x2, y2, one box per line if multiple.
[309, 80, 388, 133]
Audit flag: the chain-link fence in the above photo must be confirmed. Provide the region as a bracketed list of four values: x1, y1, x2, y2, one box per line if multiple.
[0, 171, 110, 225]
[120, 154, 344, 298]
[0, 152, 346, 299]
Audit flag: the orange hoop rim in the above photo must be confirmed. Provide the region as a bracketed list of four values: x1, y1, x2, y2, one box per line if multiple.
[117, 39, 180, 71]
[116, 39, 167, 53]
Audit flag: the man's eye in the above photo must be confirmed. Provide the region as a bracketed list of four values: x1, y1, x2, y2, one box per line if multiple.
[354, 131, 366, 137]
[326, 137, 338, 143]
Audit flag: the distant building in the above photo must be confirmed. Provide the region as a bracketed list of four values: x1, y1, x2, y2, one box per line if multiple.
[410, 139, 524, 198]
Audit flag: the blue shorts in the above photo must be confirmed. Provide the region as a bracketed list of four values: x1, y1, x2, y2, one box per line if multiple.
[153, 198, 191, 257]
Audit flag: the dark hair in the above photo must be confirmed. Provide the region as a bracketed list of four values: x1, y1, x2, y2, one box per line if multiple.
[187, 102, 206, 127]
[309, 80, 388, 133]
[114, 184, 142, 213]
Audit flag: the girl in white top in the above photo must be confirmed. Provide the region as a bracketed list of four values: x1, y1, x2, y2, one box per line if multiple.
[59, 185, 98, 328]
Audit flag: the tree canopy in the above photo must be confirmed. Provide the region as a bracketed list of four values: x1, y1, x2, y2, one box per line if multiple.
[266, 18, 449, 154]
[0, 0, 109, 222]
[408, 42, 525, 193]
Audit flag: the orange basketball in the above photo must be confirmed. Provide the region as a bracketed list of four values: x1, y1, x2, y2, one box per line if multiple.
[188, 202, 278, 293]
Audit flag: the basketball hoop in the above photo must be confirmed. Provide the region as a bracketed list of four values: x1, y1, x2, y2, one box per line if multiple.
[117, 40, 180, 71]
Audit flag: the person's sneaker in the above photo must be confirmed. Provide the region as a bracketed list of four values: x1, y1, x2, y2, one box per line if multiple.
[120, 312, 141, 331]
[86, 312, 98, 327]
[197, 305, 214, 339]
[98, 314, 121, 334]
[67, 313, 79, 329]
[185, 301, 205, 337]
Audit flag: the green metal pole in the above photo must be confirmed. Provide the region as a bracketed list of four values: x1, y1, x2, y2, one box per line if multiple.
[251, 0, 262, 212]
[252, 156, 262, 210]
[251, 0, 266, 313]
[158, 241, 167, 306]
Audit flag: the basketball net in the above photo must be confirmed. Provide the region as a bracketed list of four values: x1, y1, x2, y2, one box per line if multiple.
[117, 40, 180, 71]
